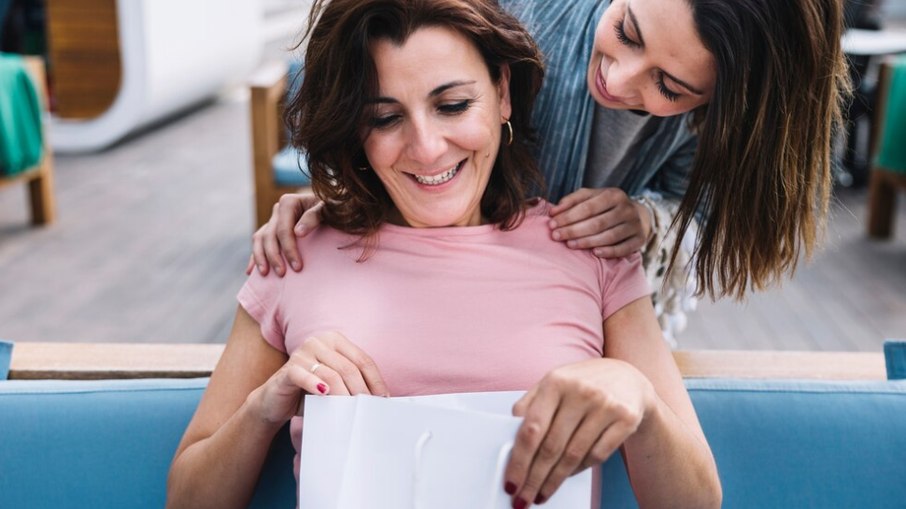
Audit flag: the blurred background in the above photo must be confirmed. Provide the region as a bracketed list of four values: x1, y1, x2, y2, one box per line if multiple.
[0, 0, 905, 351]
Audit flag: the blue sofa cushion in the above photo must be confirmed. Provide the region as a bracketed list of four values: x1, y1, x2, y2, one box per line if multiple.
[271, 59, 311, 189]
[2, 376, 905, 509]
[885, 339, 906, 380]
[680, 378, 906, 509]
[0, 339, 11, 379]
[272, 145, 311, 187]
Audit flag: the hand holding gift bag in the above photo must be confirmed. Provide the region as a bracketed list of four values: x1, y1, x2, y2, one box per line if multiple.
[299, 392, 592, 509]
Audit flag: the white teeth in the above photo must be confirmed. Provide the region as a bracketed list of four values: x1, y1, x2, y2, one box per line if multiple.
[414, 163, 460, 185]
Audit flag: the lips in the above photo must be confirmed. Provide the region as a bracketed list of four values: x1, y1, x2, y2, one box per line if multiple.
[595, 69, 624, 104]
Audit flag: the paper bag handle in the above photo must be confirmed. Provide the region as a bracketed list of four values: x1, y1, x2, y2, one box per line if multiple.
[411, 430, 515, 509]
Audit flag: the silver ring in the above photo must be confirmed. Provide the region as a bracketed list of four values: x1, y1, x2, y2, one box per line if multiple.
[310, 362, 322, 374]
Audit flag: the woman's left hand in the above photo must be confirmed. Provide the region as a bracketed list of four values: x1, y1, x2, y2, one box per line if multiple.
[503, 358, 656, 508]
[549, 188, 651, 258]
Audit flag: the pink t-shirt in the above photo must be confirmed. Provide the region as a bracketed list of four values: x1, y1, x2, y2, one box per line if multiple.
[237, 201, 651, 479]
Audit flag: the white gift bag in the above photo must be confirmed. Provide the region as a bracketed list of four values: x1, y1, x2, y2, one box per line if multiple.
[299, 391, 592, 509]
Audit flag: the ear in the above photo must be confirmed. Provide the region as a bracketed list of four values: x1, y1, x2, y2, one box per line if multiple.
[497, 64, 512, 121]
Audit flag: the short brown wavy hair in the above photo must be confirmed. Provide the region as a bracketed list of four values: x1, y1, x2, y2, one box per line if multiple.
[285, 0, 545, 236]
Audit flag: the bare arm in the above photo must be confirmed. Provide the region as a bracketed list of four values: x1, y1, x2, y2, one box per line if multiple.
[604, 297, 720, 508]
[166, 307, 290, 509]
[503, 298, 720, 508]
[166, 307, 389, 509]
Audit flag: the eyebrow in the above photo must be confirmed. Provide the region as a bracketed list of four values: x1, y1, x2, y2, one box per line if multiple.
[369, 80, 477, 104]
[626, 5, 705, 96]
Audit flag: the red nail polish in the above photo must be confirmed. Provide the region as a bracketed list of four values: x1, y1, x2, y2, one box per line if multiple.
[534, 494, 547, 505]
[504, 482, 517, 495]
[513, 498, 527, 509]
[317, 383, 328, 394]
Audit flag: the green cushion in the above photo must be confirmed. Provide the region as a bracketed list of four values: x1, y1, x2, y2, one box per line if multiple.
[876, 55, 906, 174]
[0, 53, 43, 176]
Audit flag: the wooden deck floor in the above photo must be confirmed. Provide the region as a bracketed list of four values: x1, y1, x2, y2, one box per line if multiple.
[1, 93, 904, 351]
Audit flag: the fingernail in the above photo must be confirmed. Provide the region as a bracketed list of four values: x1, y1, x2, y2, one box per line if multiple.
[295, 225, 307, 235]
[513, 498, 527, 509]
[317, 383, 328, 394]
[551, 230, 561, 241]
[257, 265, 264, 273]
[534, 494, 547, 505]
[504, 482, 517, 495]
[548, 219, 558, 229]
[291, 261, 301, 271]
[567, 240, 577, 248]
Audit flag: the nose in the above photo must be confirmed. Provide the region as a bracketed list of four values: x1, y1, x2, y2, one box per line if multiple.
[604, 58, 643, 99]
[404, 115, 447, 165]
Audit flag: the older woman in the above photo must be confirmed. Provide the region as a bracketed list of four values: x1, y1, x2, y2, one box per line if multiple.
[249, 0, 849, 343]
[166, 1, 720, 508]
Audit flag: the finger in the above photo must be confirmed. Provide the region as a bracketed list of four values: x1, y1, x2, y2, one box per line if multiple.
[515, 402, 587, 508]
[263, 205, 287, 277]
[284, 363, 330, 397]
[295, 199, 324, 236]
[275, 195, 306, 271]
[548, 188, 595, 216]
[550, 188, 625, 226]
[536, 407, 609, 504]
[334, 337, 389, 397]
[550, 193, 616, 231]
[251, 230, 271, 276]
[302, 363, 351, 396]
[504, 384, 560, 507]
[576, 420, 634, 473]
[563, 222, 638, 250]
[592, 236, 645, 258]
[512, 385, 539, 418]
[245, 254, 255, 276]
[309, 344, 371, 395]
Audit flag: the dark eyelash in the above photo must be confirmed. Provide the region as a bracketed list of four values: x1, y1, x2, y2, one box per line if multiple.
[613, 20, 640, 48]
[369, 115, 400, 129]
[656, 75, 680, 102]
[439, 100, 471, 114]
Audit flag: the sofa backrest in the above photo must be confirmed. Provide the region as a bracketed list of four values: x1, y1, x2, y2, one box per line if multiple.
[2, 376, 905, 509]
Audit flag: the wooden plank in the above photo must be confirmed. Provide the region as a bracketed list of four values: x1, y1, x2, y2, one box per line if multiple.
[7, 343, 887, 381]
[672, 350, 886, 381]
[8, 343, 224, 379]
[45, 0, 122, 119]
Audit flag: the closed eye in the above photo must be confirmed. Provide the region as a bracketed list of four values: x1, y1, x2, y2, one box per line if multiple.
[369, 114, 401, 129]
[656, 75, 681, 102]
[438, 100, 472, 115]
[613, 19, 640, 49]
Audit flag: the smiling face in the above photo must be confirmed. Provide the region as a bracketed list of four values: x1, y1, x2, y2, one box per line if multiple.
[361, 26, 511, 228]
[587, 0, 716, 116]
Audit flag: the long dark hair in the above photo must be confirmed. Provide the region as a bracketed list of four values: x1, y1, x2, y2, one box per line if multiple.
[675, 0, 851, 299]
[285, 0, 545, 236]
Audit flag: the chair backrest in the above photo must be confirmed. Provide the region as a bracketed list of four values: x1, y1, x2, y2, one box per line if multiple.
[873, 56, 906, 174]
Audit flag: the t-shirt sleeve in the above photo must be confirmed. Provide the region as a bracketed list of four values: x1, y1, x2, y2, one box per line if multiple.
[237, 272, 287, 353]
[599, 252, 652, 321]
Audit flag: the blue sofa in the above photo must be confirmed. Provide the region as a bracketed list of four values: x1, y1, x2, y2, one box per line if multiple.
[2, 344, 905, 509]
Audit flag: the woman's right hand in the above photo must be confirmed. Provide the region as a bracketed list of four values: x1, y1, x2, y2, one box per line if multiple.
[246, 192, 324, 277]
[250, 331, 389, 425]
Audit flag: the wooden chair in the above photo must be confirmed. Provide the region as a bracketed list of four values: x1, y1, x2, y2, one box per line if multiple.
[867, 57, 906, 238]
[249, 60, 311, 228]
[0, 56, 55, 225]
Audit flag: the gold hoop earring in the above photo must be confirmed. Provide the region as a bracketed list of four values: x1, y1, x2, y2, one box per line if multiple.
[504, 120, 514, 146]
